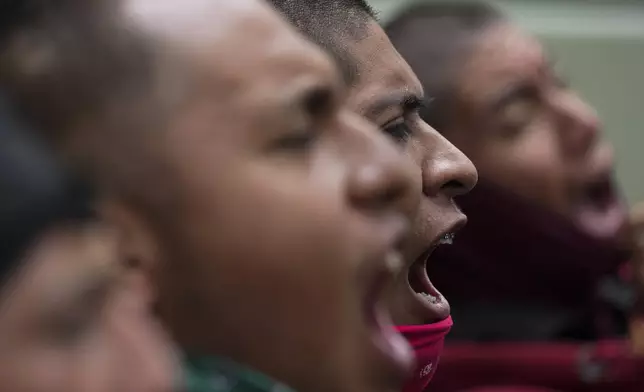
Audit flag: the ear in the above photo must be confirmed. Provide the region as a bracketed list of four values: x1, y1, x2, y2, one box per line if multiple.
[98, 197, 161, 306]
[97, 200, 182, 390]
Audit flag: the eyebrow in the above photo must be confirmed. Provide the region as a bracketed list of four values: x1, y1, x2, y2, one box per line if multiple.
[365, 92, 428, 119]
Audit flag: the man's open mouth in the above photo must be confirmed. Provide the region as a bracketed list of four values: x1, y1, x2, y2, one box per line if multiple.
[406, 233, 455, 323]
[574, 174, 626, 241]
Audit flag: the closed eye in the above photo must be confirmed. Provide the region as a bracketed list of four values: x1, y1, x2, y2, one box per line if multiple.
[380, 95, 429, 144]
[269, 86, 335, 153]
[382, 118, 412, 143]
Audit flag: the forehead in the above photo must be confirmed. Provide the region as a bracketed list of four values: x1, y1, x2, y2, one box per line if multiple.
[124, 0, 334, 107]
[458, 23, 547, 104]
[346, 20, 423, 110]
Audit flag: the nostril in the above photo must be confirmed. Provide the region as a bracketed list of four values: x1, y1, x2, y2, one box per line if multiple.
[440, 179, 472, 198]
[421, 147, 478, 198]
[443, 180, 464, 189]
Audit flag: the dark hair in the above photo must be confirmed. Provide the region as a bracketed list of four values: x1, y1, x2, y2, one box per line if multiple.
[385, 1, 504, 130]
[267, 0, 378, 84]
[0, 92, 94, 285]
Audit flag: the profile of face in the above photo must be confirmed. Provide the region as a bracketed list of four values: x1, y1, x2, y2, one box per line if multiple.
[444, 22, 626, 242]
[0, 223, 177, 392]
[342, 20, 478, 326]
[115, 1, 418, 392]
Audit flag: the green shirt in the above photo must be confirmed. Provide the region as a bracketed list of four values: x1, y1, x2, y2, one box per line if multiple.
[183, 356, 296, 392]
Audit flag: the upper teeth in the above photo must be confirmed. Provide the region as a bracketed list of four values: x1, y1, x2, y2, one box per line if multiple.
[439, 233, 455, 245]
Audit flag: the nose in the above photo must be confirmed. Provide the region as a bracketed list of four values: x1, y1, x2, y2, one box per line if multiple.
[552, 90, 601, 158]
[343, 112, 418, 217]
[420, 127, 478, 199]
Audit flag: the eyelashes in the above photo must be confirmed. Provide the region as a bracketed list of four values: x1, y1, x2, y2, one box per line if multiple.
[381, 95, 434, 144]
[382, 120, 412, 144]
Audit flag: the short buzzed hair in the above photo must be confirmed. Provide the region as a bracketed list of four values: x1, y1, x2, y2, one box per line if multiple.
[0, 0, 183, 219]
[385, 1, 503, 130]
[267, 0, 378, 83]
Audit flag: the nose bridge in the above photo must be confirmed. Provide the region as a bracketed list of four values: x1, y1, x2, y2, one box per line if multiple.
[551, 89, 600, 157]
[342, 111, 418, 216]
[421, 125, 478, 198]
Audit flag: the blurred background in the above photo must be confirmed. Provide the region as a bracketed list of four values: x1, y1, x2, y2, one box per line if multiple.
[372, 0, 644, 205]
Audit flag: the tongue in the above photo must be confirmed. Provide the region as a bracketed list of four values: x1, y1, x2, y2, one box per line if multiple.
[574, 177, 627, 241]
[574, 199, 625, 240]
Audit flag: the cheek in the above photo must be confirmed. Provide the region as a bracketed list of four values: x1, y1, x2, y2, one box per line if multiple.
[183, 161, 364, 307]
[407, 141, 427, 183]
[181, 175, 371, 362]
[472, 129, 570, 212]
[400, 141, 427, 198]
[212, 185, 362, 318]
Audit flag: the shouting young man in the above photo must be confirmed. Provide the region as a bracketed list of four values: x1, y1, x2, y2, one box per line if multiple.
[266, 1, 478, 391]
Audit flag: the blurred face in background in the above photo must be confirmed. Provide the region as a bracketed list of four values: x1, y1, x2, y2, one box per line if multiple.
[444, 22, 627, 242]
[0, 222, 176, 392]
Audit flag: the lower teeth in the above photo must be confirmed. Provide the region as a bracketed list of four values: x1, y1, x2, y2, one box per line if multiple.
[420, 292, 439, 303]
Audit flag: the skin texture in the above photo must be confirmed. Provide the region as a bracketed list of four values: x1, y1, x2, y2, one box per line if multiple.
[440, 22, 626, 242]
[0, 223, 177, 392]
[96, 1, 420, 392]
[343, 20, 478, 326]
